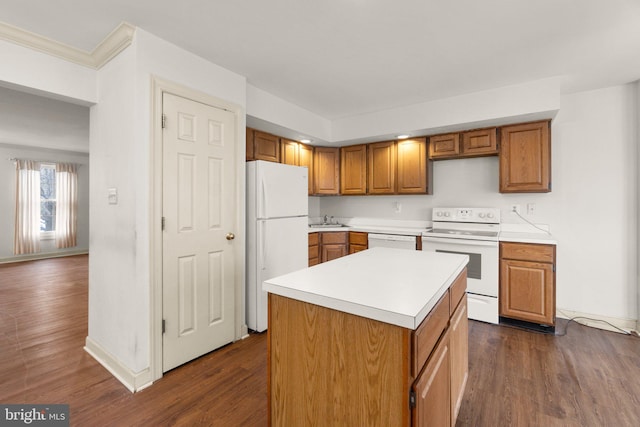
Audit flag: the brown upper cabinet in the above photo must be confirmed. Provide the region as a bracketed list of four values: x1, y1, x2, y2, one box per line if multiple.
[246, 127, 255, 161]
[280, 138, 299, 165]
[340, 144, 367, 195]
[429, 133, 460, 159]
[247, 128, 280, 162]
[429, 127, 498, 160]
[499, 120, 551, 193]
[281, 139, 314, 194]
[313, 147, 340, 195]
[397, 137, 432, 194]
[462, 127, 498, 156]
[368, 141, 396, 194]
[365, 138, 431, 195]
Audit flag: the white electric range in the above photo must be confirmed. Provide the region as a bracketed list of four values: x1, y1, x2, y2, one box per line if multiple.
[421, 207, 501, 324]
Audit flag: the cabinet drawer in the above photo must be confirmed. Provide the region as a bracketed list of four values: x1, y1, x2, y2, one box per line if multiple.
[501, 242, 554, 263]
[308, 232, 319, 246]
[349, 231, 368, 246]
[308, 244, 319, 260]
[449, 269, 467, 316]
[413, 291, 450, 377]
[321, 231, 348, 244]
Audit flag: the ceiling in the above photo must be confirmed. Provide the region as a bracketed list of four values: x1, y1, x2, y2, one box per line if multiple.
[1, 0, 640, 121]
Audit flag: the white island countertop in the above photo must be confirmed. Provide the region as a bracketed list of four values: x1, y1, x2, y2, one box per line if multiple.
[263, 247, 468, 330]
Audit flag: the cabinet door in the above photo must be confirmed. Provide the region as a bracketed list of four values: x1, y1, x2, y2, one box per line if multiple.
[368, 141, 396, 194]
[500, 258, 555, 325]
[299, 144, 314, 195]
[449, 296, 468, 425]
[313, 147, 340, 195]
[254, 131, 280, 162]
[499, 121, 551, 193]
[462, 127, 498, 157]
[340, 144, 367, 195]
[280, 139, 299, 166]
[397, 137, 430, 194]
[246, 128, 255, 161]
[322, 244, 347, 263]
[412, 329, 450, 427]
[429, 133, 460, 159]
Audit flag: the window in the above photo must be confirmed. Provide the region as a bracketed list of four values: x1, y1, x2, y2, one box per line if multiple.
[40, 164, 56, 238]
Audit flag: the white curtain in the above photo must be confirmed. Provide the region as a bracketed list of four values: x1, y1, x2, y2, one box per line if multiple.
[55, 163, 78, 249]
[14, 160, 41, 255]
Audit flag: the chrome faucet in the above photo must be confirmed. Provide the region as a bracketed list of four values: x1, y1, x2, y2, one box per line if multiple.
[323, 214, 328, 224]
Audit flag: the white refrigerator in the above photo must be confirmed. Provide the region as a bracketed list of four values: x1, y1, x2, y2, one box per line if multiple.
[246, 160, 309, 332]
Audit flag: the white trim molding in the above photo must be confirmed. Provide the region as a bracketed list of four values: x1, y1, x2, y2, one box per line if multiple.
[84, 337, 153, 393]
[557, 308, 637, 335]
[0, 20, 135, 69]
[0, 248, 88, 264]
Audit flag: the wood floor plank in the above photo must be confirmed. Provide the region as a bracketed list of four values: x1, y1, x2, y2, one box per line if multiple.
[2, 255, 639, 426]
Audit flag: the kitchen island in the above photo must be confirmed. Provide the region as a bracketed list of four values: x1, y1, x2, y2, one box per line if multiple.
[263, 247, 469, 426]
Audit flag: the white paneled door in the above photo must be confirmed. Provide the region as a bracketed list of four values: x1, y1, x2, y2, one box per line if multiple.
[162, 93, 236, 372]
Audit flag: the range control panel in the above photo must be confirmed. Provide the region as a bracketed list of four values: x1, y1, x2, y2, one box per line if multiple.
[431, 207, 501, 224]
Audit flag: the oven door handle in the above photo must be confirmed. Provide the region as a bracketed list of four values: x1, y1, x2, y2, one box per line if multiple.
[422, 236, 498, 247]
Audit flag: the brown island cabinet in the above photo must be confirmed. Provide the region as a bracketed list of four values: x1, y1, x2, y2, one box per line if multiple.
[264, 248, 469, 426]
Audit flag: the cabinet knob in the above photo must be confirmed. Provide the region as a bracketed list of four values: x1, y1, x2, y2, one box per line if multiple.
[226, 232, 235, 241]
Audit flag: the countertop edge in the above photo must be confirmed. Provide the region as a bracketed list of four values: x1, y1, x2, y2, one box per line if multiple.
[308, 225, 426, 236]
[499, 232, 557, 245]
[263, 257, 468, 330]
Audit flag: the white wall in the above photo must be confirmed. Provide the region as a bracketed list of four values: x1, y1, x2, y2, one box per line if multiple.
[331, 77, 562, 144]
[247, 84, 332, 143]
[637, 80, 640, 331]
[88, 38, 141, 372]
[0, 39, 96, 105]
[317, 84, 638, 322]
[0, 143, 89, 261]
[88, 29, 247, 376]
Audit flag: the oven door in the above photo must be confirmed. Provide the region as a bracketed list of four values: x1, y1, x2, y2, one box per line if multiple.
[421, 236, 498, 297]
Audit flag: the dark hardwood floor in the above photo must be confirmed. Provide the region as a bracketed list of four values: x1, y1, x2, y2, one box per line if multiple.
[1, 255, 639, 426]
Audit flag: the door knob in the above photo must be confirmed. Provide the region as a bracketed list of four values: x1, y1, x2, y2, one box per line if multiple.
[226, 232, 235, 241]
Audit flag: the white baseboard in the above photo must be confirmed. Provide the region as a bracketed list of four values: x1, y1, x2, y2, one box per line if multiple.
[0, 248, 89, 264]
[556, 308, 637, 334]
[84, 336, 153, 393]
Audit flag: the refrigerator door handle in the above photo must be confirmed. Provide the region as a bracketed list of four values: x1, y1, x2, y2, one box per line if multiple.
[260, 179, 268, 219]
[259, 221, 266, 270]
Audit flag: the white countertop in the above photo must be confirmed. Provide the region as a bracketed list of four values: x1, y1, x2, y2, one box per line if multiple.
[308, 217, 430, 236]
[499, 231, 557, 245]
[308, 225, 428, 236]
[499, 223, 557, 245]
[263, 247, 469, 330]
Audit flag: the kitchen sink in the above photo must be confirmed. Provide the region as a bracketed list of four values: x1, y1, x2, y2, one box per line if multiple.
[309, 223, 347, 228]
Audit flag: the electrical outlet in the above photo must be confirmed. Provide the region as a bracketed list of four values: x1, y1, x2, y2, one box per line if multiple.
[527, 203, 536, 215]
[510, 204, 521, 214]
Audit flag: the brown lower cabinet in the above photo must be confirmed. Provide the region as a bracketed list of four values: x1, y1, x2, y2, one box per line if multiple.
[499, 242, 556, 326]
[321, 231, 348, 262]
[308, 232, 319, 266]
[268, 268, 468, 426]
[348, 231, 368, 254]
[308, 231, 349, 266]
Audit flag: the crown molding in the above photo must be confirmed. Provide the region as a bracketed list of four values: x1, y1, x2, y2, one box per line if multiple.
[0, 20, 135, 69]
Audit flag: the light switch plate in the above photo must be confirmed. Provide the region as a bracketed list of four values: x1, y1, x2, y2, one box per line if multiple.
[108, 188, 118, 205]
